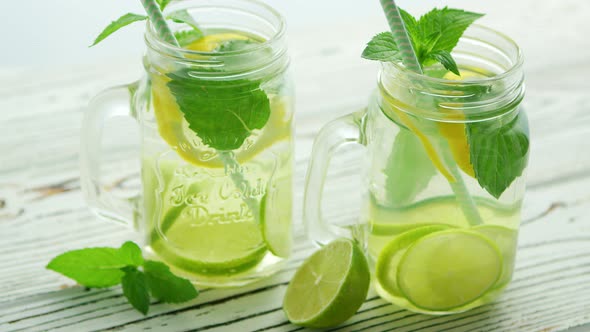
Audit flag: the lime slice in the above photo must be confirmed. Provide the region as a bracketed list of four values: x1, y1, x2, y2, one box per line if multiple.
[260, 175, 293, 258]
[152, 210, 268, 275]
[376, 225, 451, 298]
[398, 230, 502, 311]
[283, 239, 370, 328]
[368, 197, 470, 258]
[147, 159, 268, 275]
[473, 225, 518, 287]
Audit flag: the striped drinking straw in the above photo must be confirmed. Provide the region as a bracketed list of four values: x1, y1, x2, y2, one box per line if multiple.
[137, 0, 261, 221]
[378, 0, 483, 225]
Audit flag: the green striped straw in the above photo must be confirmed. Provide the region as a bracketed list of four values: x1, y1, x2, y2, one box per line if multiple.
[138, 0, 260, 221]
[379, 0, 422, 73]
[379, 0, 483, 225]
[140, 0, 179, 46]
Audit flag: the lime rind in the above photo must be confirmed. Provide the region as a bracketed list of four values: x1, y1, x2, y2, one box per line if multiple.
[152, 240, 267, 276]
[397, 229, 502, 311]
[283, 239, 370, 328]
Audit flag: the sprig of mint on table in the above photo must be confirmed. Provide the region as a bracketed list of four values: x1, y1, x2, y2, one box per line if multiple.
[47, 242, 198, 315]
[363, 7, 529, 200]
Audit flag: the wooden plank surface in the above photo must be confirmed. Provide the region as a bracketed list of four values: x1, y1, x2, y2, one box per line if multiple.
[1, 1, 590, 330]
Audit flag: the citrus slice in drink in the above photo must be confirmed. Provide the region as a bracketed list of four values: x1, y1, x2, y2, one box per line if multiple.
[397, 229, 502, 311]
[436, 69, 489, 178]
[151, 207, 268, 275]
[184, 33, 249, 52]
[367, 197, 471, 258]
[283, 239, 370, 328]
[473, 224, 518, 287]
[147, 159, 268, 275]
[376, 225, 451, 298]
[151, 33, 291, 169]
[260, 175, 293, 258]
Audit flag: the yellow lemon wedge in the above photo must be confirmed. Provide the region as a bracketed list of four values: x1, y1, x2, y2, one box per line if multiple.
[435, 70, 483, 178]
[185, 33, 249, 52]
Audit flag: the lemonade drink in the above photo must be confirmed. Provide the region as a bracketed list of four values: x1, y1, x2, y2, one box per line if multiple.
[140, 31, 294, 286]
[364, 65, 528, 314]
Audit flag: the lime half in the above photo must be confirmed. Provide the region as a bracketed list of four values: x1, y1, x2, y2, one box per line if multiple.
[283, 239, 370, 328]
[398, 230, 502, 311]
[376, 225, 451, 298]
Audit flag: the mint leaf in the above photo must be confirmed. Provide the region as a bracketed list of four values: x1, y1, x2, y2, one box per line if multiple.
[119, 241, 144, 267]
[122, 268, 150, 315]
[144, 260, 198, 303]
[166, 70, 270, 150]
[362, 32, 401, 62]
[383, 129, 436, 206]
[467, 111, 529, 198]
[428, 50, 459, 75]
[156, 0, 171, 11]
[417, 8, 484, 54]
[90, 13, 147, 47]
[399, 9, 419, 46]
[46, 242, 145, 287]
[167, 10, 203, 36]
[175, 30, 203, 47]
[361, 7, 483, 74]
[47, 248, 127, 287]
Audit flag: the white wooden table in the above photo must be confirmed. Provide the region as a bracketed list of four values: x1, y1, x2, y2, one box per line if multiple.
[2, 1, 590, 330]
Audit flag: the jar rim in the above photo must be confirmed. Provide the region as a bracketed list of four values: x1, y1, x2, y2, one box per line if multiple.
[144, 0, 286, 61]
[378, 24, 525, 122]
[383, 24, 524, 86]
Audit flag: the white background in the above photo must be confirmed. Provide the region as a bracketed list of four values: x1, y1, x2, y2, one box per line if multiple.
[2, 0, 520, 68]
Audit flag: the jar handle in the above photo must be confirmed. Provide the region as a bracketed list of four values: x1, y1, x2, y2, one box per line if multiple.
[303, 110, 367, 246]
[80, 83, 139, 227]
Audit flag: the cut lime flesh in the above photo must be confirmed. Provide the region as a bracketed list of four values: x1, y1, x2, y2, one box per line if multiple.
[151, 212, 268, 275]
[397, 230, 502, 311]
[283, 239, 370, 328]
[376, 225, 452, 298]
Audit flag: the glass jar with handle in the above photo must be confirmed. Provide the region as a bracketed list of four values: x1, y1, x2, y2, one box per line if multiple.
[304, 25, 527, 314]
[80, 0, 294, 287]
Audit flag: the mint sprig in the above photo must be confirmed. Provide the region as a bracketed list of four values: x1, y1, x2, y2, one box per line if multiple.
[362, 7, 484, 75]
[47, 241, 198, 315]
[91, 0, 202, 48]
[90, 13, 148, 47]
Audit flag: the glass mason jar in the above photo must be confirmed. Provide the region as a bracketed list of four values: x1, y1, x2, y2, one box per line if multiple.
[81, 0, 294, 287]
[304, 25, 527, 314]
